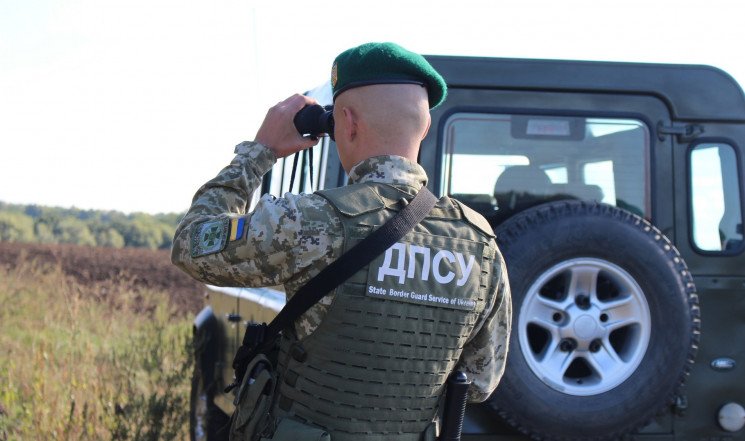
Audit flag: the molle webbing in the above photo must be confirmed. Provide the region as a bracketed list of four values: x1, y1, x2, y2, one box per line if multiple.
[274, 183, 494, 441]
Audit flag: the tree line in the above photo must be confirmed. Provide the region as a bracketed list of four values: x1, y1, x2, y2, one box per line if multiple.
[0, 201, 183, 249]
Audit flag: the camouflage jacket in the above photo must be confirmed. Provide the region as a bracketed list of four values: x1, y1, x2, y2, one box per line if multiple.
[171, 141, 511, 402]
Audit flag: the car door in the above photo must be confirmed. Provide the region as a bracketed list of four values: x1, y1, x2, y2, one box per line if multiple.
[671, 118, 745, 436]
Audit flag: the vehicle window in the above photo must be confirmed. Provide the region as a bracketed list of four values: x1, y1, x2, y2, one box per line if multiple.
[690, 143, 743, 252]
[441, 113, 650, 226]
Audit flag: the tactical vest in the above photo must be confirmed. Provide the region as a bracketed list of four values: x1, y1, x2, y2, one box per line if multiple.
[271, 182, 497, 441]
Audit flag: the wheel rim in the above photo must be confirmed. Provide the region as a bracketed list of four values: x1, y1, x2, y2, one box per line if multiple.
[518, 257, 651, 396]
[192, 376, 208, 441]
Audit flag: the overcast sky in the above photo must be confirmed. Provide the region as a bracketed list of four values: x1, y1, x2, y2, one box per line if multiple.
[1, 0, 743, 214]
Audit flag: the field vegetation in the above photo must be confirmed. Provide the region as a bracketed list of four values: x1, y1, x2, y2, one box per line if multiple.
[0, 243, 206, 440]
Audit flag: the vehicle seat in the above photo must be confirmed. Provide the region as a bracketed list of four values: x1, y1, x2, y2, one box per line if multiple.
[494, 165, 552, 211]
[551, 183, 605, 202]
[576, 184, 604, 202]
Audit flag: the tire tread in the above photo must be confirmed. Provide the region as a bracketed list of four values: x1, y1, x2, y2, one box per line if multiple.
[492, 201, 700, 441]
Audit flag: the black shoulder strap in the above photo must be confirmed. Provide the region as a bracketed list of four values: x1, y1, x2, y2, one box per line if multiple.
[267, 186, 437, 337]
[228, 186, 438, 392]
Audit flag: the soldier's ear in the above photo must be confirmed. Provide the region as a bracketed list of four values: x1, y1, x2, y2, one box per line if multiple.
[342, 106, 357, 141]
[421, 113, 432, 141]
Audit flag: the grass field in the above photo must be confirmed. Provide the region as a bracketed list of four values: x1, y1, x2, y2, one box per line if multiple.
[0, 244, 203, 440]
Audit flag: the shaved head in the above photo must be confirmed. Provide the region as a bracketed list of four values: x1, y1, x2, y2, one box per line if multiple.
[333, 83, 431, 171]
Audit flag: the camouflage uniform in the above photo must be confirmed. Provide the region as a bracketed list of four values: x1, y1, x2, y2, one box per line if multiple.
[172, 141, 511, 402]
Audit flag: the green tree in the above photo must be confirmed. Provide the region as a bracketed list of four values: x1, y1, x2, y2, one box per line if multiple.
[34, 221, 57, 243]
[95, 227, 126, 248]
[113, 215, 165, 249]
[1, 200, 181, 249]
[154, 212, 183, 228]
[0, 211, 35, 242]
[55, 217, 96, 246]
[87, 218, 126, 248]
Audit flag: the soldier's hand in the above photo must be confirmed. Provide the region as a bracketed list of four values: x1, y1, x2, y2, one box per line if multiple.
[254, 94, 320, 158]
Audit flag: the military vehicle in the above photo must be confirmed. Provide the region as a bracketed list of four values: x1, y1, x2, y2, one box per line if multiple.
[190, 56, 745, 440]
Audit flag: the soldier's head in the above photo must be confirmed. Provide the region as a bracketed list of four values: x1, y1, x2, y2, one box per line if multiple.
[330, 42, 447, 172]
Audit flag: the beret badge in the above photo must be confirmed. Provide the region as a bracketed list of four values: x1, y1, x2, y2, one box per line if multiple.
[331, 62, 338, 88]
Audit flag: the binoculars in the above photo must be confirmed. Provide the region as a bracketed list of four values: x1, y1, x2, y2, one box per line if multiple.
[294, 104, 335, 140]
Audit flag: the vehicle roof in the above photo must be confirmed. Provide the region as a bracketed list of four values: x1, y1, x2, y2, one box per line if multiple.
[426, 55, 745, 122]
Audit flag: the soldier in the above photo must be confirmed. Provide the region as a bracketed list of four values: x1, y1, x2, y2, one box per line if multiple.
[172, 42, 511, 441]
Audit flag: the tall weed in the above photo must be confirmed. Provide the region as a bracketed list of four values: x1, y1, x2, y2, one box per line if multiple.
[0, 259, 193, 440]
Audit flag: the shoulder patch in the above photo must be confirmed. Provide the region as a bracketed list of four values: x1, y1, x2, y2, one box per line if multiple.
[316, 184, 385, 217]
[190, 218, 230, 257]
[454, 199, 496, 238]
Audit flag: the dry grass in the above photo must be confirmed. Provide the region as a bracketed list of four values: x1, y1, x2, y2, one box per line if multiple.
[0, 259, 193, 440]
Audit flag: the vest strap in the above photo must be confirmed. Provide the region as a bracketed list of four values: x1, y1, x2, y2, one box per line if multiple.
[229, 187, 438, 391]
[267, 186, 437, 340]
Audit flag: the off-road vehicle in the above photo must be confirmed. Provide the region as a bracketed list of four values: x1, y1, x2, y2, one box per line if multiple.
[190, 56, 745, 440]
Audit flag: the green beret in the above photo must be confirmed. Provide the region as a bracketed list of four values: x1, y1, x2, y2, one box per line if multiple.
[331, 42, 447, 109]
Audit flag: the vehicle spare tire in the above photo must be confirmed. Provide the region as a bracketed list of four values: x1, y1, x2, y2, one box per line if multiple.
[488, 201, 700, 440]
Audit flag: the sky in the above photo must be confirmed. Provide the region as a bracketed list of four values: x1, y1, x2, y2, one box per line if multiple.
[1, 0, 744, 214]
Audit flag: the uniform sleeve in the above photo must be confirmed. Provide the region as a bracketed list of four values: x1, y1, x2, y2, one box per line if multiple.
[171, 141, 342, 288]
[456, 247, 512, 403]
